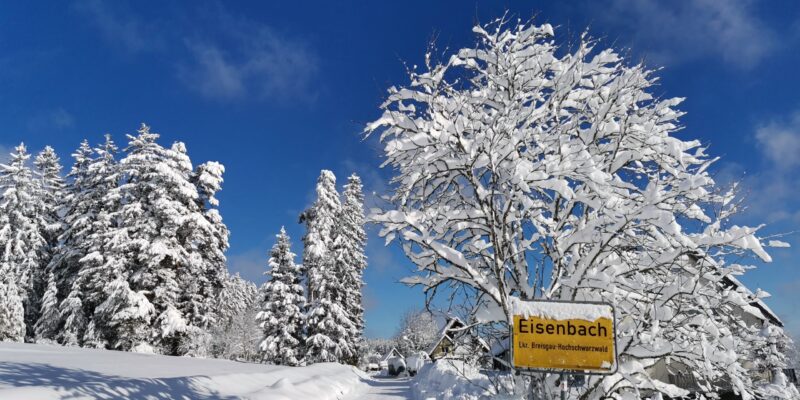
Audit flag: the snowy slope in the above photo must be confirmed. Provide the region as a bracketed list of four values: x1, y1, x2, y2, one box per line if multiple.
[0, 342, 368, 399]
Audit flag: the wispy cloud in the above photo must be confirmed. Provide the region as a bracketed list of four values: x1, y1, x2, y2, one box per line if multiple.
[722, 108, 800, 225]
[178, 11, 319, 102]
[75, 1, 318, 102]
[755, 111, 800, 170]
[592, 0, 776, 69]
[73, 0, 162, 54]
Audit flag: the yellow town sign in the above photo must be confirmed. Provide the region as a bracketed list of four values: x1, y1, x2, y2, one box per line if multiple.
[512, 301, 616, 373]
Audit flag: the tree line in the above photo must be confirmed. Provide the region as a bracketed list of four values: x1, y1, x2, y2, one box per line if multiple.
[0, 126, 367, 367]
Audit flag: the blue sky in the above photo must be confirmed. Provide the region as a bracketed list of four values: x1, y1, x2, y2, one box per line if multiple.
[1, 1, 799, 339]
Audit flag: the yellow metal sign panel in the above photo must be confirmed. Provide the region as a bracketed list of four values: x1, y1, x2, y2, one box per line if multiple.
[512, 314, 615, 372]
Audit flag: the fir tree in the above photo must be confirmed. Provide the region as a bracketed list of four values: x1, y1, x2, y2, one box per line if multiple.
[0, 143, 49, 339]
[334, 174, 367, 361]
[94, 277, 155, 352]
[57, 136, 118, 345]
[33, 146, 65, 257]
[0, 263, 25, 341]
[96, 126, 195, 353]
[211, 273, 260, 361]
[183, 161, 229, 332]
[302, 170, 355, 363]
[34, 272, 59, 341]
[258, 227, 306, 366]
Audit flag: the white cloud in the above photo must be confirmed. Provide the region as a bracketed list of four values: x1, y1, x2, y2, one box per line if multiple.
[76, 1, 318, 102]
[721, 109, 800, 226]
[178, 9, 319, 102]
[593, 0, 776, 69]
[755, 111, 800, 170]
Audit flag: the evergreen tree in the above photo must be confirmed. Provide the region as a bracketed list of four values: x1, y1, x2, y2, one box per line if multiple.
[57, 136, 118, 345]
[95, 125, 196, 353]
[211, 273, 260, 361]
[0, 143, 49, 339]
[258, 227, 306, 366]
[34, 272, 59, 341]
[33, 146, 65, 257]
[334, 174, 367, 361]
[302, 170, 355, 363]
[183, 161, 229, 332]
[94, 277, 155, 352]
[0, 263, 25, 342]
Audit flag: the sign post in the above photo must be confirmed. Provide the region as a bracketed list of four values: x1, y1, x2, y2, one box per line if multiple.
[510, 299, 617, 381]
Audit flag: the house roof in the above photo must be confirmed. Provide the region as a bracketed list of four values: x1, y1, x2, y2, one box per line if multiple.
[722, 274, 783, 327]
[427, 317, 466, 355]
[381, 347, 401, 361]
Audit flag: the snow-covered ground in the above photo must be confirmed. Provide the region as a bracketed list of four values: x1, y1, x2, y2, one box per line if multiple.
[0, 341, 371, 399]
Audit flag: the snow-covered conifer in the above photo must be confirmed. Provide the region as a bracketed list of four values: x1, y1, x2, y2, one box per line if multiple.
[33, 146, 65, 255]
[302, 170, 356, 363]
[0, 143, 49, 339]
[183, 161, 229, 332]
[258, 227, 306, 366]
[34, 272, 59, 341]
[96, 125, 202, 354]
[94, 277, 155, 352]
[330, 174, 367, 362]
[0, 264, 25, 342]
[211, 273, 260, 361]
[57, 136, 118, 345]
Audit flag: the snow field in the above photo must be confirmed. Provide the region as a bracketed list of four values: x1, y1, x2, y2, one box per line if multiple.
[0, 342, 368, 400]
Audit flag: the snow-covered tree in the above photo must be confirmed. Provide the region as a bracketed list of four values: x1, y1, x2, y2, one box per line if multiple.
[0, 143, 49, 339]
[34, 147, 65, 291]
[367, 18, 798, 399]
[331, 174, 368, 361]
[302, 170, 356, 363]
[34, 272, 59, 341]
[211, 273, 260, 361]
[183, 161, 229, 332]
[0, 263, 25, 342]
[57, 136, 119, 345]
[394, 308, 439, 355]
[94, 277, 155, 352]
[86, 125, 224, 354]
[258, 227, 306, 366]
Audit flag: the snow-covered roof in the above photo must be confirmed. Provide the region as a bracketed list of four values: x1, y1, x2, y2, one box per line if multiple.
[426, 317, 466, 355]
[381, 347, 402, 361]
[723, 274, 783, 327]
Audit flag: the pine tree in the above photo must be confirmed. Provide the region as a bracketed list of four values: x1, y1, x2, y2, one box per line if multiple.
[34, 272, 59, 341]
[95, 125, 196, 353]
[302, 170, 355, 363]
[50, 140, 93, 303]
[335, 174, 367, 361]
[57, 136, 118, 345]
[94, 277, 155, 352]
[90, 125, 224, 355]
[34, 146, 65, 257]
[211, 273, 260, 361]
[258, 227, 306, 366]
[0, 263, 25, 342]
[183, 161, 229, 332]
[0, 143, 49, 339]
